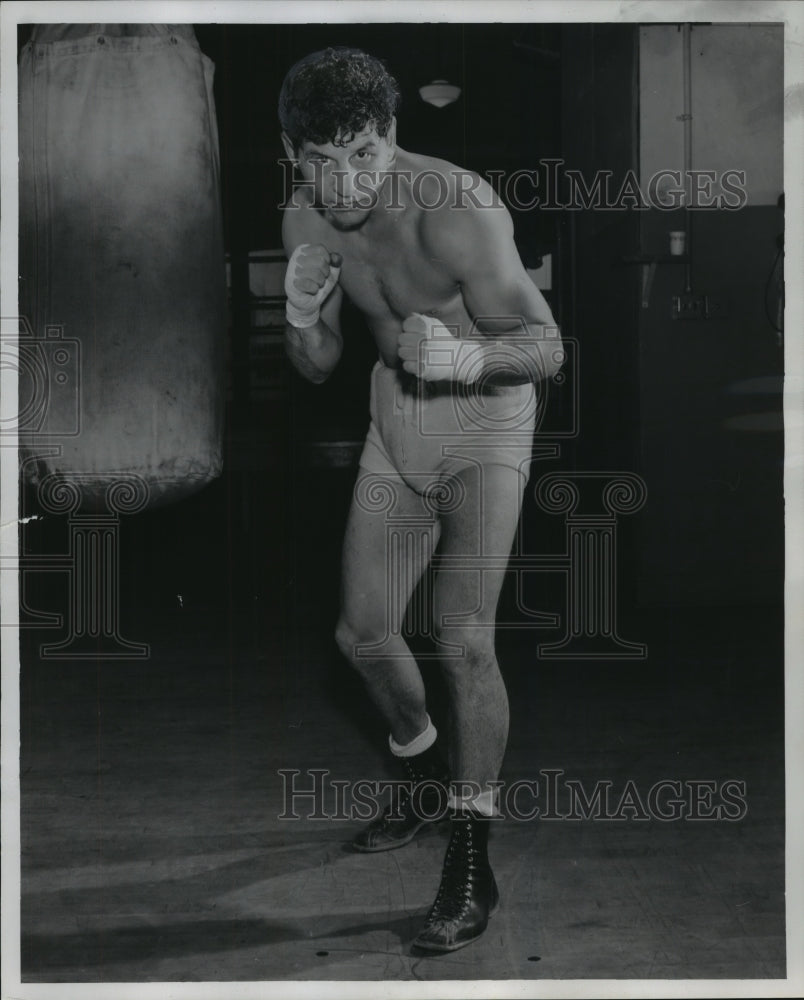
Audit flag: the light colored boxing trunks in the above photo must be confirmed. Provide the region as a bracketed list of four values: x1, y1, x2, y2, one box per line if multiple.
[359, 359, 538, 493]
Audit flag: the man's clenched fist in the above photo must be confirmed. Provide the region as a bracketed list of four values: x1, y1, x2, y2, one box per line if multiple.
[285, 243, 342, 328]
[397, 313, 484, 383]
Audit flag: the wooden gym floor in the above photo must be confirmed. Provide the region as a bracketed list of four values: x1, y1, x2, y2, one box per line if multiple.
[16, 469, 785, 983]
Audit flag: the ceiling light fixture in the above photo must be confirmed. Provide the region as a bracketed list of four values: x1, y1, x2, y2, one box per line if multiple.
[418, 79, 461, 108]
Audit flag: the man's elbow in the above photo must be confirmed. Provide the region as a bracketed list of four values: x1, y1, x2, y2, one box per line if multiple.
[291, 357, 337, 385]
[306, 366, 334, 385]
[283, 334, 338, 384]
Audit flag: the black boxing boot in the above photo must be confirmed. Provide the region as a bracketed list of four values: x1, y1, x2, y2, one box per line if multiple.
[351, 721, 449, 853]
[411, 808, 499, 953]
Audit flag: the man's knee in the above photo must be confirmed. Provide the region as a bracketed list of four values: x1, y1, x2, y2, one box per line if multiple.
[334, 616, 359, 662]
[335, 615, 388, 666]
[433, 619, 495, 673]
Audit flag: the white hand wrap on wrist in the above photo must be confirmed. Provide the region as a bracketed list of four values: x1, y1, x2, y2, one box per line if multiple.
[284, 242, 341, 329]
[285, 300, 320, 329]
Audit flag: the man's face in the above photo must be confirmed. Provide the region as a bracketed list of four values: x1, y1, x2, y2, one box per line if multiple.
[287, 122, 396, 231]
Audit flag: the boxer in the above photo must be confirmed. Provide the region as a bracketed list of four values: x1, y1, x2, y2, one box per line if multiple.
[279, 47, 561, 952]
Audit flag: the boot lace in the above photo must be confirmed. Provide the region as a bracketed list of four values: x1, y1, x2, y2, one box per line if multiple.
[425, 822, 478, 923]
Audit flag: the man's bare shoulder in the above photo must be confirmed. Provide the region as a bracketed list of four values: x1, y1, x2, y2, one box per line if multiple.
[400, 150, 503, 213]
[403, 151, 513, 269]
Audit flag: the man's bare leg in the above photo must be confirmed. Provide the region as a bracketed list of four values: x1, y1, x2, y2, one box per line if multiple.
[336, 470, 449, 852]
[413, 460, 526, 952]
[434, 461, 525, 795]
[335, 471, 438, 744]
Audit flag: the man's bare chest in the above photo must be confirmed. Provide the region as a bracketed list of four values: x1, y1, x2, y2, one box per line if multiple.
[325, 220, 461, 322]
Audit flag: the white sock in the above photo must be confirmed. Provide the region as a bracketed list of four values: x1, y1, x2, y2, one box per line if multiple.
[389, 715, 437, 757]
[448, 787, 499, 818]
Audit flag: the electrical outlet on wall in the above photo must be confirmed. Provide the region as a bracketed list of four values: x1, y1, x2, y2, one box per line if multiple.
[670, 294, 729, 320]
[672, 294, 706, 320]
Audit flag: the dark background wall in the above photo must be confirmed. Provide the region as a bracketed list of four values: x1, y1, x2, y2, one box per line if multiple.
[190, 21, 786, 614]
[17, 21, 784, 620]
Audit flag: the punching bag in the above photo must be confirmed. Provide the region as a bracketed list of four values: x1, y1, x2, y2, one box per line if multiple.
[18, 24, 225, 510]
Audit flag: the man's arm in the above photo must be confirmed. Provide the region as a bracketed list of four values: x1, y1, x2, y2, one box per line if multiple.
[414, 180, 562, 386]
[282, 211, 344, 384]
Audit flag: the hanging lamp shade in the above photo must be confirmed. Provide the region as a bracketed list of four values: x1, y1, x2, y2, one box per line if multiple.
[418, 79, 461, 108]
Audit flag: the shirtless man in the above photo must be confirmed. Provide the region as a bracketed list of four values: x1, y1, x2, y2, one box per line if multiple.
[279, 48, 561, 952]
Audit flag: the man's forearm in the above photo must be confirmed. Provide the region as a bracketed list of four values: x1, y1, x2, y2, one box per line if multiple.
[284, 319, 343, 383]
[470, 323, 563, 386]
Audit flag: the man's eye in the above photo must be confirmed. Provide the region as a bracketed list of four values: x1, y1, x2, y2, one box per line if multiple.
[355, 151, 374, 161]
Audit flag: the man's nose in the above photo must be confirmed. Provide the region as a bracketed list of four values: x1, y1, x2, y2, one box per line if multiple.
[333, 168, 357, 200]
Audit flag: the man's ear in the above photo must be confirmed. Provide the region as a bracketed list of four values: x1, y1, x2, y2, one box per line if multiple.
[281, 131, 298, 162]
[386, 117, 397, 149]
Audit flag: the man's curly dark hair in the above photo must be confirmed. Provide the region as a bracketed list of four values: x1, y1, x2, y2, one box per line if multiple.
[279, 47, 401, 151]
